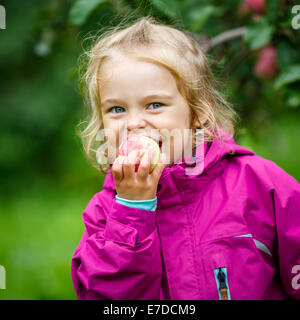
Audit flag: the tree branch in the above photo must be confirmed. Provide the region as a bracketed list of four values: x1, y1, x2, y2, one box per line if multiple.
[192, 27, 247, 53]
[208, 27, 247, 50]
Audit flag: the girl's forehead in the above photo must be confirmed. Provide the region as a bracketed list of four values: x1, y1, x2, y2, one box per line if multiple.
[100, 46, 176, 72]
[99, 54, 177, 89]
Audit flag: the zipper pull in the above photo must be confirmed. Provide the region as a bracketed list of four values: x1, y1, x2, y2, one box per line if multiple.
[217, 267, 229, 300]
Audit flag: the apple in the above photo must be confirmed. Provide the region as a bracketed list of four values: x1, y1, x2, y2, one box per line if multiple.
[244, 0, 265, 14]
[118, 135, 161, 173]
[254, 45, 279, 79]
[245, 0, 285, 16]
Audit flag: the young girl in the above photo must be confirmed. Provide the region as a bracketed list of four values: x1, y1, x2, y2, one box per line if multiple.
[71, 16, 300, 300]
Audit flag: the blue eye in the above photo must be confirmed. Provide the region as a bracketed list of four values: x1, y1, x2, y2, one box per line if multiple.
[110, 106, 125, 113]
[148, 102, 163, 110]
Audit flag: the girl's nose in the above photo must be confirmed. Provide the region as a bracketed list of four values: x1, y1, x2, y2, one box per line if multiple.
[126, 112, 146, 131]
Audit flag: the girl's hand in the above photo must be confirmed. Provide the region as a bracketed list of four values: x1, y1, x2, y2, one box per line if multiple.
[111, 149, 166, 201]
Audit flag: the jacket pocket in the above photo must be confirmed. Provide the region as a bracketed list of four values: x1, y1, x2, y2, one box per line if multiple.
[214, 267, 231, 300]
[199, 252, 232, 300]
[198, 233, 276, 299]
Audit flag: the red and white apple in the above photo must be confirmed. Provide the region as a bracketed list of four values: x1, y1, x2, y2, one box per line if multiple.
[118, 135, 161, 173]
[254, 45, 279, 79]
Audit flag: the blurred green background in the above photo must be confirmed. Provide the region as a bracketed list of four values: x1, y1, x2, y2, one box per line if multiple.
[0, 0, 299, 299]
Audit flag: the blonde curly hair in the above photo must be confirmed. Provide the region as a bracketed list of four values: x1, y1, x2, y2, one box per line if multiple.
[76, 15, 240, 174]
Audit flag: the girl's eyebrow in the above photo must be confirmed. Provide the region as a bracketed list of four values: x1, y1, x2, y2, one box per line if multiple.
[101, 93, 173, 106]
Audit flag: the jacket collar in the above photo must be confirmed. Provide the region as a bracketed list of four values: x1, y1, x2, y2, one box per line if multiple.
[102, 129, 255, 192]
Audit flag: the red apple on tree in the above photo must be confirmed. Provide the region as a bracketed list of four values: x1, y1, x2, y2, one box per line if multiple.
[254, 45, 279, 79]
[244, 0, 265, 14]
[245, 0, 285, 16]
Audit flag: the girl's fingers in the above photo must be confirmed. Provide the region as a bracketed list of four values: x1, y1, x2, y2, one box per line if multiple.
[111, 155, 125, 181]
[151, 153, 167, 180]
[137, 150, 151, 179]
[123, 150, 140, 178]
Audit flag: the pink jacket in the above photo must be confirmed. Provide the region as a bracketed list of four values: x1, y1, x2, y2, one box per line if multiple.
[71, 134, 300, 300]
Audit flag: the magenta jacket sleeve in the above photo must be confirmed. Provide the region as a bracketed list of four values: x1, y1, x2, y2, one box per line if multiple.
[71, 192, 163, 300]
[269, 163, 300, 299]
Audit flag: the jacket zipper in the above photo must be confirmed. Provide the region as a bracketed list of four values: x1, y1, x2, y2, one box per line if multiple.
[214, 267, 231, 300]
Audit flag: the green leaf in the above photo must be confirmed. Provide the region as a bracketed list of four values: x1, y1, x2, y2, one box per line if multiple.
[285, 89, 300, 108]
[266, 0, 280, 24]
[277, 40, 300, 69]
[243, 18, 275, 50]
[151, 0, 181, 19]
[186, 5, 215, 32]
[69, 0, 108, 26]
[274, 64, 300, 90]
